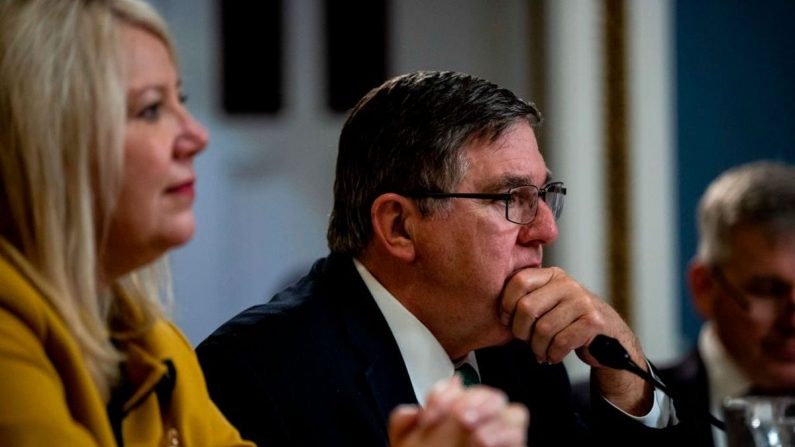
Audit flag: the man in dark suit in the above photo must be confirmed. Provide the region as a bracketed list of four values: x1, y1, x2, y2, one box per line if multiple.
[197, 71, 679, 446]
[575, 161, 795, 447]
[663, 162, 795, 446]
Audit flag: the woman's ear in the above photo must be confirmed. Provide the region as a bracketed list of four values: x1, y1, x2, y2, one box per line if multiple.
[689, 260, 718, 320]
[370, 193, 417, 263]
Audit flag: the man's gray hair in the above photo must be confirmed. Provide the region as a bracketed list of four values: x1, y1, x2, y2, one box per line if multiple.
[696, 160, 795, 265]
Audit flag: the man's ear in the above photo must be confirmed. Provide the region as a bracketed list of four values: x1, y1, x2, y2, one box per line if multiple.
[370, 193, 417, 263]
[689, 260, 718, 320]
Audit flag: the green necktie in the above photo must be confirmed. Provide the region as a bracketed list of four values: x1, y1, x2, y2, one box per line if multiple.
[455, 363, 481, 387]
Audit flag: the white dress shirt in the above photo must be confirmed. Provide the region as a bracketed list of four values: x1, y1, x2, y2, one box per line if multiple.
[354, 259, 470, 404]
[699, 322, 751, 447]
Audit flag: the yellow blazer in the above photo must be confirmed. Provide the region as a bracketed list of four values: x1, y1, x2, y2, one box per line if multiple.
[0, 238, 254, 447]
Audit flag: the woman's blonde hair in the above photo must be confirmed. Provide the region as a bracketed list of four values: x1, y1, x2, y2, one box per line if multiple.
[0, 0, 178, 400]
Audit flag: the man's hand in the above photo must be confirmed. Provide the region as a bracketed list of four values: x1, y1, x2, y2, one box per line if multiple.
[499, 266, 654, 416]
[389, 377, 529, 447]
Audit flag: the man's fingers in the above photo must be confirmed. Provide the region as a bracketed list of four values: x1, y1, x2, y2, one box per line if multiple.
[400, 385, 530, 447]
[499, 267, 557, 318]
[449, 385, 508, 429]
[468, 404, 529, 447]
[388, 404, 421, 445]
[421, 376, 464, 427]
[502, 267, 575, 337]
[542, 316, 605, 364]
[503, 266, 613, 364]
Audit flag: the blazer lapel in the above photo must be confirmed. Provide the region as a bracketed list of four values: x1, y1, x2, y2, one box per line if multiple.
[323, 255, 418, 437]
[364, 350, 419, 424]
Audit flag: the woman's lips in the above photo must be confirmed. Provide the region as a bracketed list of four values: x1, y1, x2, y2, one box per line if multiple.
[166, 180, 195, 197]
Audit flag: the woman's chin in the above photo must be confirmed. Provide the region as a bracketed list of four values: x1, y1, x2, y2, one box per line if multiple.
[162, 225, 196, 251]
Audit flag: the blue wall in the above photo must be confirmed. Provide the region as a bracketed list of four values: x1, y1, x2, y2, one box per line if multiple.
[676, 0, 795, 345]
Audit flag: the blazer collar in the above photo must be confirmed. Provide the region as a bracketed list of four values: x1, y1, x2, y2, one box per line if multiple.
[321, 254, 418, 429]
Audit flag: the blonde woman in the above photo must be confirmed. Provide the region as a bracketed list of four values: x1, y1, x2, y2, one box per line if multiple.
[0, 0, 249, 444]
[0, 0, 527, 445]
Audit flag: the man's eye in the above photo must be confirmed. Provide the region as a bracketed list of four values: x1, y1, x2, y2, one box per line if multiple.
[746, 280, 791, 300]
[510, 191, 531, 206]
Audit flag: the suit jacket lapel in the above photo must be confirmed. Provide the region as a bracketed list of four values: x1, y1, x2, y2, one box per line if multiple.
[323, 254, 418, 436]
[363, 350, 419, 424]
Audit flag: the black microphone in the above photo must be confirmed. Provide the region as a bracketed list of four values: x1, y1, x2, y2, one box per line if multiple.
[589, 334, 726, 431]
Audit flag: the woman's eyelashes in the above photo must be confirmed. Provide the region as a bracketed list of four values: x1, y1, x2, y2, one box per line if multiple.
[137, 101, 162, 121]
[131, 89, 187, 122]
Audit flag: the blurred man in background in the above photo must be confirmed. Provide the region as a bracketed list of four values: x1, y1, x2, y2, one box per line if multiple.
[661, 161, 795, 446]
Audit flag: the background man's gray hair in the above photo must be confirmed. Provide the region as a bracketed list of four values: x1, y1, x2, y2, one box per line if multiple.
[696, 160, 795, 265]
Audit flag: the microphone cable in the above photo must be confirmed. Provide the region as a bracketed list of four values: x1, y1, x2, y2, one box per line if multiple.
[588, 334, 726, 431]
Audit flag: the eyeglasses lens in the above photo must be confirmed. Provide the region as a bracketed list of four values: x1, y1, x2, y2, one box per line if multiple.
[506, 183, 566, 225]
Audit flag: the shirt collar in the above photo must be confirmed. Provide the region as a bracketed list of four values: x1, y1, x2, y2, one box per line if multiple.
[699, 322, 751, 415]
[353, 258, 479, 405]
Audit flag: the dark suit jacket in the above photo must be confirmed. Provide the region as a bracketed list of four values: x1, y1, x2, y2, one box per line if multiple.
[573, 349, 714, 446]
[197, 254, 684, 446]
[657, 350, 714, 446]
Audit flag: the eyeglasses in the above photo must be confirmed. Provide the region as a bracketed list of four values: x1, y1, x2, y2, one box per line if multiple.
[406, 182, 566, 225]
[711, 266, 794, 320]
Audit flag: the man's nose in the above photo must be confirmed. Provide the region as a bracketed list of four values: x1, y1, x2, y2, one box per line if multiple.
[517, 201, 559, 246]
